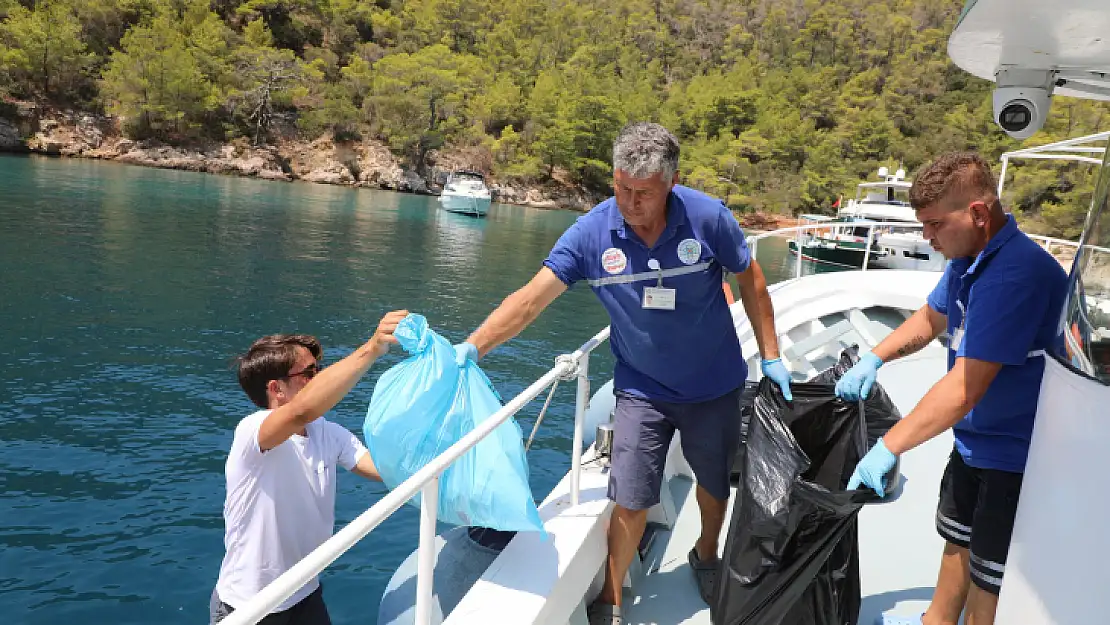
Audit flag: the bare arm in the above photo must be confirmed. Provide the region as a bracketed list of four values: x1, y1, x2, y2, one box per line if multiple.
[735, 259, 780, 360]
[465, 267, 567, 358]
[871, 304, 947, 364]
[883, 357, 1002, 455]
[350, 450, 381, 481]
[258, 310, 408, 451]
[722, 274, 737, 305]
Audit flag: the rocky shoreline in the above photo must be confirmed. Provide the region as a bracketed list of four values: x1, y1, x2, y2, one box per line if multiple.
[0, 106, 811, 235]
[0, 107, 605, 212]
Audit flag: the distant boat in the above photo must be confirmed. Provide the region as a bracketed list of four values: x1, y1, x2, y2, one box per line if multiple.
[840, 167, 945, 271]
[438, 171, 492, 217]
[788, 167, 946, 271]
[787, 212, 887, 270]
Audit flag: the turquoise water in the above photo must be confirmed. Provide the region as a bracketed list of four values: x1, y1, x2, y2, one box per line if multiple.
[0, 155, 796, 624]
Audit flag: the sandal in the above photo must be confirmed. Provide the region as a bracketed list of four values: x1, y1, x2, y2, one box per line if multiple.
[586, 600, 621, 625]
[688, 547, 719, 605]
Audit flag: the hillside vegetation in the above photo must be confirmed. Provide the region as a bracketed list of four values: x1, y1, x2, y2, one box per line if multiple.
[1, 0, 1108, 236]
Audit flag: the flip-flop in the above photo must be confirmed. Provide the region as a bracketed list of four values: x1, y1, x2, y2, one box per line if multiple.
[586, 600, 621, 625]
[875, 613, 924, 625]
[688, 547, 719, 604]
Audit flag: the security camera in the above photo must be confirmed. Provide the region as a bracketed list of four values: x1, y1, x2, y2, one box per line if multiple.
[991, 69, 1055, 140]
[992, 87, 1050, 139]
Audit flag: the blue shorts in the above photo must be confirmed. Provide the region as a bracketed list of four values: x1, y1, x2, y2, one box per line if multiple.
[607, 387, 743, 510]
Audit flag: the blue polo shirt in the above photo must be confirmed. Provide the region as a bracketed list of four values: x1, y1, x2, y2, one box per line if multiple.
[926, 214, 1068, 473]
[543, 185, 750, 403]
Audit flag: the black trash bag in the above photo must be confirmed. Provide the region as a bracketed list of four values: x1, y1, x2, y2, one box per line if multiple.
[809, 345, 902, 456]
[712, 346, 902, 625]
[729, 381, 759, 486]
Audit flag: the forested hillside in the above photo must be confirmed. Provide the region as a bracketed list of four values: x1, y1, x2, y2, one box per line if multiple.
[1, 0, 1108, 236]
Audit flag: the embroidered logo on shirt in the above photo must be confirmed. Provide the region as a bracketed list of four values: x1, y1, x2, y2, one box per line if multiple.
[601, 247, 627, 274]
[677, 239, 702, 265]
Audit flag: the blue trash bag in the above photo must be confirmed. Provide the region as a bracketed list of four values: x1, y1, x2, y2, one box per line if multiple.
[363, 313, 545, 533]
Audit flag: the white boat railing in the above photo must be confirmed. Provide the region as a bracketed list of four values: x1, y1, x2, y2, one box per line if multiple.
[763, 219, 1096, 277]
[994, 131, 1110, 276]
[997, 130, 1110, 197]
[220, 219, 1086, 625]
[755, 220, 928, 278]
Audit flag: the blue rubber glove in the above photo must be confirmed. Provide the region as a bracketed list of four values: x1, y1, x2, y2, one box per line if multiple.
[847, 439, 898, 497]
[454, 342, 478, 367]
[761, 358, 793, 401]
[834, 351, 883, 401]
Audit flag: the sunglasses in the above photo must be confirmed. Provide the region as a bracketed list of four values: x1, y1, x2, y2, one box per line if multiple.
[285, 363, 320, 380]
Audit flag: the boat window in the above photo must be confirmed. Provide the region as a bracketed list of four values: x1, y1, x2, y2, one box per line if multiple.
[1060, 148, 1110, 384]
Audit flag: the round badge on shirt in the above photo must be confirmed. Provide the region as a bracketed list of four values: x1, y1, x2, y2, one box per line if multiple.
[677, 239, 702, 265]
[601, 247, 627, 274]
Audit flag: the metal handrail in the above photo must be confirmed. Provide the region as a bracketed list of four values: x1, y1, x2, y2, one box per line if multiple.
[1028, 234, 1080, 249]
[996, 130, 1110, 198]
[754, 220, 930, 278]
[745, 220, 921, 242]
[747, 219, 1095, 271]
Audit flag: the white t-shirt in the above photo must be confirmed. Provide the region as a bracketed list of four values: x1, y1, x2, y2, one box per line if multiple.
[215, 410, 368, 611]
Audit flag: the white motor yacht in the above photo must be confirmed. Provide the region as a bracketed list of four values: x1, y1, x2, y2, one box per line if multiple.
[439, 171, 492, 217]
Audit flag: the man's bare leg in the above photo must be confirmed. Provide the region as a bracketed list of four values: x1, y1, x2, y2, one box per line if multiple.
[922, 542, 971, 625]
[964, 584, 999, 625]
[694, 485, 727, 562]
[597, 505, 648, 607]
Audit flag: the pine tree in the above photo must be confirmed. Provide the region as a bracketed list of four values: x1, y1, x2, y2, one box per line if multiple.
[0, 2, 92, 100]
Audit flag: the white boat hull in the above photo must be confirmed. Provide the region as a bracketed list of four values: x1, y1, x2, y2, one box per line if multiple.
[995, 357, 1110, 623]
[872, 233, 946, 271]
[440, 193, 491, 216]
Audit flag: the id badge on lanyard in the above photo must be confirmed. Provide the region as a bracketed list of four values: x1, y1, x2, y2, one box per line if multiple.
[952, 299, 966, 352]
[643, 259, 676, 311]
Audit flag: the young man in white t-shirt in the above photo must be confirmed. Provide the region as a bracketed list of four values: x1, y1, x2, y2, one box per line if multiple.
[210, 310, 408, 625]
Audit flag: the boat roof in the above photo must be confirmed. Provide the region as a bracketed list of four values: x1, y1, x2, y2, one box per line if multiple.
[857, 180, 912, 190]
[950, 0, 1110, 101]
[450, 170, 486, 179]
[839, 202, 919, 223]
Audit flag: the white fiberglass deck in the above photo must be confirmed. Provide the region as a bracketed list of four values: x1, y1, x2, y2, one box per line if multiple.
[622, 327, 951, 625]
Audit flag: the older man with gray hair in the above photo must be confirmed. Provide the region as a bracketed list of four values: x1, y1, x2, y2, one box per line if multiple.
[454, 121, 791, 624]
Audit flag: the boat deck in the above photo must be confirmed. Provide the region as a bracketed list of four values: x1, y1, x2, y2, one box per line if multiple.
[621, 342, 951, 625]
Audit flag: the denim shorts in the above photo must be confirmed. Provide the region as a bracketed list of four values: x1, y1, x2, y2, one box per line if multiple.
[607, 386, 743, 510]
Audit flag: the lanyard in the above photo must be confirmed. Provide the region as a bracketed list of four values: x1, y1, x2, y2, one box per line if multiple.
[647, 258, 664, 287]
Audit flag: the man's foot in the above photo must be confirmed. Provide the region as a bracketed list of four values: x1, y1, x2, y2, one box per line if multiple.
[586, 600, 621, 625]
[688, 547, 719, 605]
